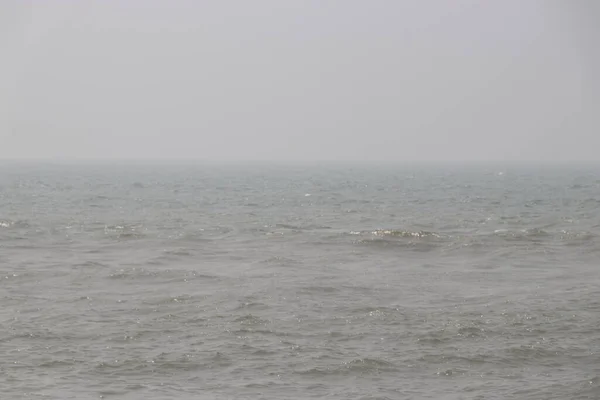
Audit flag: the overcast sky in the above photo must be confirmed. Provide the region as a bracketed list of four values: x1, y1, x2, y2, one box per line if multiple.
[1, 0, 598, 162]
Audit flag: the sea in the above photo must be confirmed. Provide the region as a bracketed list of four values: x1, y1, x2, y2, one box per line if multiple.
[1, 161, 599, 400]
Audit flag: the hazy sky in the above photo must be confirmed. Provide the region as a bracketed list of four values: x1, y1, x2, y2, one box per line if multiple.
[1, 0, 598, 162]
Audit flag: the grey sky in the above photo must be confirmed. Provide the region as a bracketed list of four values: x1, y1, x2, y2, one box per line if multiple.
[1, 0, 598, 162]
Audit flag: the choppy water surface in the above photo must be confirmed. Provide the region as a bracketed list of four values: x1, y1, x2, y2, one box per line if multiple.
[1, 162, 599, 399]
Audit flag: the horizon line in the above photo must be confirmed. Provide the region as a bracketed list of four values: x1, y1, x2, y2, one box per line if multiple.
[0, 157, 598, 166]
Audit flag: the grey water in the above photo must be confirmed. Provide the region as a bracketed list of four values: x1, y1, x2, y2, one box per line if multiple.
[1, 162, 599, 399]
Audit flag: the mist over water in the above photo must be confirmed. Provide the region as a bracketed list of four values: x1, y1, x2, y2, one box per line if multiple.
[3, 1, 599, 397]
[1, 163, 599, 399]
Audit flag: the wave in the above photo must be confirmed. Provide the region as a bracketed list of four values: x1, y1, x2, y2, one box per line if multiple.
[275, 223, 332, 231]
[297, 357, 397, 376]
[492, 228, 550, 240]
[103, 224, 146, 240]
[0, 219, 30, 229]
[348, 229, 446, 252]
[162, 248, 194, 257]
[257, 256, 300, 266]
[559, 230, 597, 244]
[348, 229, 443, 239]
[299, 285, 340, 294]
[93, 354, 206, 375]
[483, 228, 598, 247]
[234, 314, 270, 326]
[370, 229, 441, 238]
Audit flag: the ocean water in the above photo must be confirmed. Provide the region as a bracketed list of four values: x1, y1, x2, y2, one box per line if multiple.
[1, 162, 599, 399]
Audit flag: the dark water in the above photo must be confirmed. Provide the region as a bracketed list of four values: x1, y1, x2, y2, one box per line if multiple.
[1, 162, 599, 399]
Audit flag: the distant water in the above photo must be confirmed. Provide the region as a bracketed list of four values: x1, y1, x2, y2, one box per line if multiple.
[1, 162, 599, 399]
